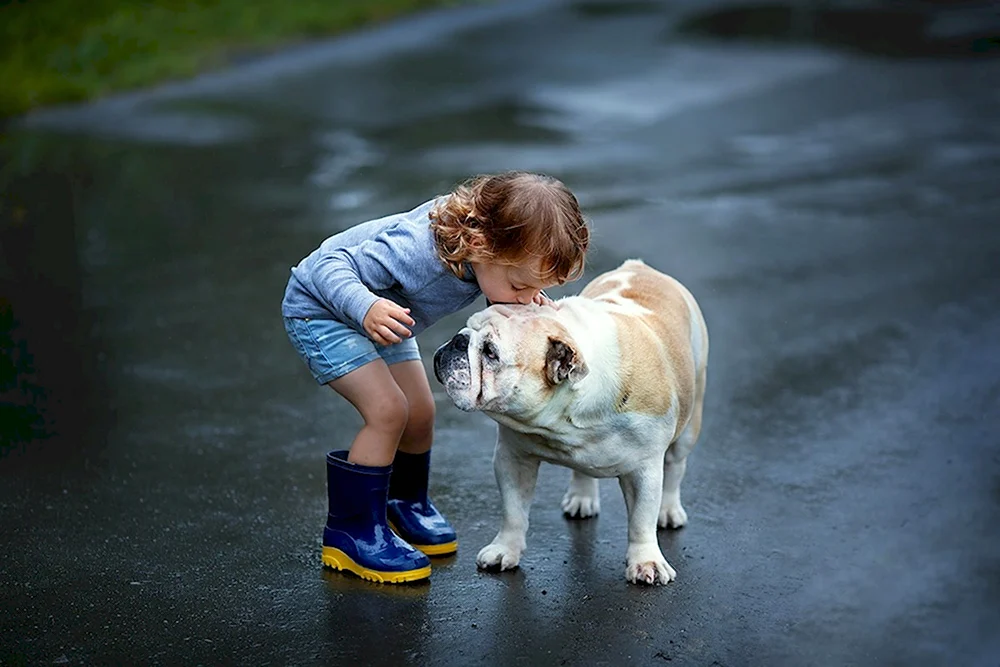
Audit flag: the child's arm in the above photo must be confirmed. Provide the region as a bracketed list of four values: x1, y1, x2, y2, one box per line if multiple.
[308, 228, 414, 337]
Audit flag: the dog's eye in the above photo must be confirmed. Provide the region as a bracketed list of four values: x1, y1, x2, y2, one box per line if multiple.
[482, 341, 499, 361]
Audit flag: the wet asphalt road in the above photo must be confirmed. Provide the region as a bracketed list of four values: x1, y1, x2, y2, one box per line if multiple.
[2, 1, 999, 665]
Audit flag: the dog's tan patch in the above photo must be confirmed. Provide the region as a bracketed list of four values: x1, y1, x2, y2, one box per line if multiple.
[583, 261, 696, 424]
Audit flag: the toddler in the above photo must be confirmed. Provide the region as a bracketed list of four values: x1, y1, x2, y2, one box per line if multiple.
[281, 171, 590, 583]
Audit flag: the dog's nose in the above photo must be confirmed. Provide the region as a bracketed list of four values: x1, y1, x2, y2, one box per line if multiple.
[433, 332, 470, 383]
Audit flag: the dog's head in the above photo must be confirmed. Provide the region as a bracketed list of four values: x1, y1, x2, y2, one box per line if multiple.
[433, 303, 589, 418]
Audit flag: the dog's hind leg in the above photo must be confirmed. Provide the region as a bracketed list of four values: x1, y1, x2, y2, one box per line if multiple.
[658, 455, 688, 529]
[659, 366, 706, 529]
[561, 470, 601, 519]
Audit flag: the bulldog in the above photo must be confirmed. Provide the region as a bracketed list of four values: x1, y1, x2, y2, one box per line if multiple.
[433, 259, 709, 585]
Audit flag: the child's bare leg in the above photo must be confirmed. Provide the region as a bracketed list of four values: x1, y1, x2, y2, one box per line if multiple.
[388, 360, 435, 455]
[385, 360, 456, 555]
[328, 360, 408, 467]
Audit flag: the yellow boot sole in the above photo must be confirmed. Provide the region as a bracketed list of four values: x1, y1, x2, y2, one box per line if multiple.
[321, 546, 431, 584]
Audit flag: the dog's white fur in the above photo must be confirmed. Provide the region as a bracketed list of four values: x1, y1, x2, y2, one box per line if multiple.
[433, 259, 709, 585]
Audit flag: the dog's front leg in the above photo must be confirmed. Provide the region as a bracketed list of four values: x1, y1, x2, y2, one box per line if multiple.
[476, 438, 540, 572]
[619, 463, 676, 585]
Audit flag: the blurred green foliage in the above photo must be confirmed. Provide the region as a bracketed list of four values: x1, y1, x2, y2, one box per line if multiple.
[0, 0, 466, 118]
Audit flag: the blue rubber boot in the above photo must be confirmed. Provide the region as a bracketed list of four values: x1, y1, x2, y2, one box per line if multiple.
[386, 450, 458, 556]
[322, 450, 431, 584]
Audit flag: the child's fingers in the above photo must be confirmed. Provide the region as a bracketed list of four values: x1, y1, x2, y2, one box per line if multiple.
[386, 316, 412, 339]
[376, 324, 402, 345]
[392, 304, 416, 327]
[365, 300, 413, 344]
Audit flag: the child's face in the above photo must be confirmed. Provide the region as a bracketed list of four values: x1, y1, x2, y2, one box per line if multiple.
[472, 259, 554, 305]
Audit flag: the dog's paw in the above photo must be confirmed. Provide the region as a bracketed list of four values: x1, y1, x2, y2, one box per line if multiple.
[625, 545, 676, 585]
[561, 490, 601, 519]
[625, 558, 677, 585]
[657, 502, 688, 529]
[476, 543, 522, 571]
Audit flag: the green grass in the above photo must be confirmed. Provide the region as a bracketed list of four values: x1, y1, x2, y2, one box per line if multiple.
[0, 0, 469, 118]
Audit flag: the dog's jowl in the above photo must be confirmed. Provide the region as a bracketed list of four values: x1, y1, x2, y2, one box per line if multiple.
[434, 259, 709, 585]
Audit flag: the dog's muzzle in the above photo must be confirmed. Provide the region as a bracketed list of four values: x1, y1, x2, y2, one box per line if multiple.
[433, 332, 470, 385]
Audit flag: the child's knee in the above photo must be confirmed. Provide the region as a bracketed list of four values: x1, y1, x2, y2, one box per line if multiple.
[369, 389, 410, 433]
[405, 396, 435, 440]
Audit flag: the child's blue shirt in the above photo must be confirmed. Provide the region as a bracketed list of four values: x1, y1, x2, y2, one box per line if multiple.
[281, 198, 482, 337]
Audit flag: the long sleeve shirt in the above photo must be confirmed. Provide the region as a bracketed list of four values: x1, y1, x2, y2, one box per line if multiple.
[280, 198, 483, 337]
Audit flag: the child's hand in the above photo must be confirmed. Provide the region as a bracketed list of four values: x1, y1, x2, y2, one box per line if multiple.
[533, 291, 554, 306]
[364, 298, 415, 345]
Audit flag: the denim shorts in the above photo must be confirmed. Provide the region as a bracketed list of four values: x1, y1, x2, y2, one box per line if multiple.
[283, 316, 421, 384]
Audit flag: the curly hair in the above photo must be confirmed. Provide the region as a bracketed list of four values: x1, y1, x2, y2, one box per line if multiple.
[429, 171, 590, 285]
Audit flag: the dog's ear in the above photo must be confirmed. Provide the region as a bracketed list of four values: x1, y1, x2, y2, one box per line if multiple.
[545, 336, 588, 385]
